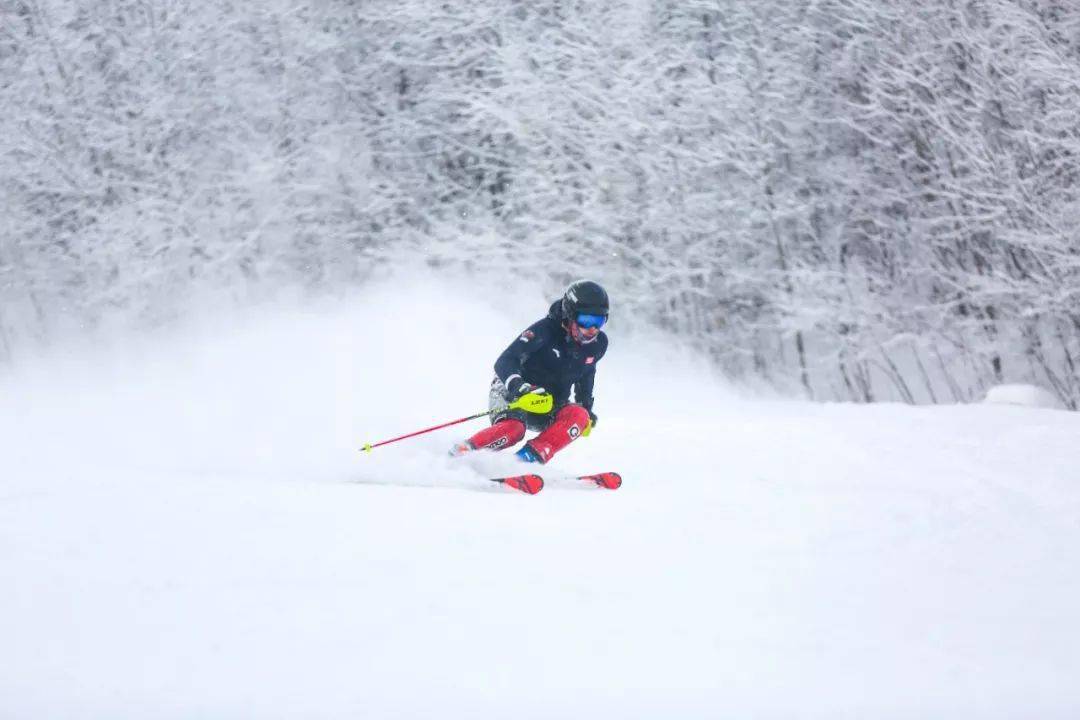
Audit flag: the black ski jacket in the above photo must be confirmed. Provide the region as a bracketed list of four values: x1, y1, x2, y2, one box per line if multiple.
[493, 302, 607, 411]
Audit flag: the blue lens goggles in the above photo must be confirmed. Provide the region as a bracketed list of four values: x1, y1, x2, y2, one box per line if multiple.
[576, 313, 607, 329]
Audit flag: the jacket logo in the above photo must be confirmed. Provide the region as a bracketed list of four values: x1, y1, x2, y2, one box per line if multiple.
[518, 330, 535, 342]
[585, 357, 594, 364]
[552, 348, 561, 358]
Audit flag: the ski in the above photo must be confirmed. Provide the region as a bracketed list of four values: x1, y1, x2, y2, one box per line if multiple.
[490, 474, 544, 495]
[576, 472, 622, 490]
[489, 472, 621, 493]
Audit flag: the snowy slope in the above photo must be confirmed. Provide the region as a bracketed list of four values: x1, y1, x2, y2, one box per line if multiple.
[2, 277, 1079, 719]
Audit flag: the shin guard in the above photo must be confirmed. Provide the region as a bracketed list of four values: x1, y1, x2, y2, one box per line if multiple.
[467, 418, 526, 452]
[524, 404, 590, 463]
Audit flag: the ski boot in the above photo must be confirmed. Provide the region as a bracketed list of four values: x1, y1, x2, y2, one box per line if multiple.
[515, 444, 542, 463]
[448, 440, 475, 457]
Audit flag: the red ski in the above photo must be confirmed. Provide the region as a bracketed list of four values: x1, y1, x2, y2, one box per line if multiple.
[578, 472, 622, 490]
[489, 472, 620, 493]
[491, 474, 544, 495]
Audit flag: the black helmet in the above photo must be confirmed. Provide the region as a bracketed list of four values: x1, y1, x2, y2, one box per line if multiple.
[561, 280, 609, 320]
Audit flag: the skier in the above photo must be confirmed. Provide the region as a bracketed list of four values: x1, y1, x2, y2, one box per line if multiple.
[450, 280, 609, 464]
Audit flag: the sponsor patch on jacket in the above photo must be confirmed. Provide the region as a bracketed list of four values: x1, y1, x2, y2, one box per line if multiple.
[518, 330, 535, 342]
[585, 356, 595, 364]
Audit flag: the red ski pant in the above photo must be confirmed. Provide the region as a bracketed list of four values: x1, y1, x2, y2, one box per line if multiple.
[466, 403, 590, 463]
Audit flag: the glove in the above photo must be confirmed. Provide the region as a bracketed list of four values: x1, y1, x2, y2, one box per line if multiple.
[583, 410, 598, 437]
[506, 379, 546, 402]
[505, 379, 553, 414]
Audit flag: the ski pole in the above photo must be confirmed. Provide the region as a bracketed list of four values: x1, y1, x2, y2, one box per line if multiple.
[360, 409, 494, 454]
[360, 392, 554, 453]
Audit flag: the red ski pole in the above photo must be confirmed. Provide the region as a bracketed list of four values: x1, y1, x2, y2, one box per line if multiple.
[360, 392, 554, 454]
[360, 409, 493, 453]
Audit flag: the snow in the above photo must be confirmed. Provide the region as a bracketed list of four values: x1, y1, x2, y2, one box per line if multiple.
[2, 278, 1079, 719]
[984, 383, 1066, 410]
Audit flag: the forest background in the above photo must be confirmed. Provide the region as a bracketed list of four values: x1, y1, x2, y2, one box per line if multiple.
[3, 0, 1078, 406]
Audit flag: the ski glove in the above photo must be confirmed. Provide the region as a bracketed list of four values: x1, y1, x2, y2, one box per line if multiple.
[506, 380, 546, 402]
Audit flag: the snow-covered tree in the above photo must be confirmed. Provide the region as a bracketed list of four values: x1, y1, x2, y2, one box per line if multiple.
[2, 0, 1078, 407]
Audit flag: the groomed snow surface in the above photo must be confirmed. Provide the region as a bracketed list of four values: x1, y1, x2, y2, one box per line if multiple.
[2, 277, 1079, 719]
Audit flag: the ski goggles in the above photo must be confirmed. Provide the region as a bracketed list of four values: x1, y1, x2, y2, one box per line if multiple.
[575, 313, 607, 329]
